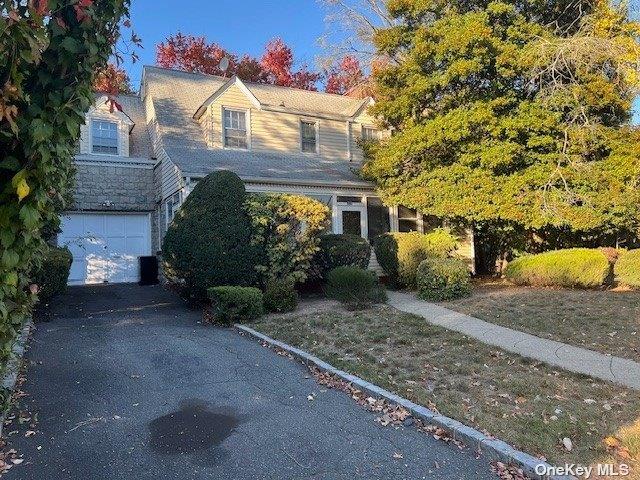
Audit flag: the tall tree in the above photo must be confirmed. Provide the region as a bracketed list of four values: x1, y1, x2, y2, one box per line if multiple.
[1, 0, 130, 367]
[260, 38, 320, 90]
[156, 34, 320, 89]
[363, 0, 640, 249]
[325, 55, 365, 94]
[94, 62, 135, 95]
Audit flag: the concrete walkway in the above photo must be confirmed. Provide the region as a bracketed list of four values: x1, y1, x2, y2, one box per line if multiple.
[387, 291, 640, 390]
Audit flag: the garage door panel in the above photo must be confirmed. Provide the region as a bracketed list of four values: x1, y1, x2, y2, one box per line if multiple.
[125, 237, 147, 256]
[105, 215, 126, 236]
[124, 215, 148, 235]
[84, 215, 106, 237]
[68, 259, 87, 284]
[58, 213, 150, 285]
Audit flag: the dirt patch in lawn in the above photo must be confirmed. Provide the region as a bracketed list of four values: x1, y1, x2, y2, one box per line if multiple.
[439, 280, 640, 362]
[251, 304, 640, 470]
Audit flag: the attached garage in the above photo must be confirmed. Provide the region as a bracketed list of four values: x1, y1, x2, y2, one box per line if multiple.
[58, 212, 151, 285]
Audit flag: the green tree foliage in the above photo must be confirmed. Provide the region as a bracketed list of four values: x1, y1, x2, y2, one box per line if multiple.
[364, 0, 640, 241]
[1, 0, 129, 363]
[245, 193, 330, 285]
[162, 171, 261, 300]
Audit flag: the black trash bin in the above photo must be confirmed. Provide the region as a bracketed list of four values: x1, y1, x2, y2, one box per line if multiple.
[139, 256, 159, 285]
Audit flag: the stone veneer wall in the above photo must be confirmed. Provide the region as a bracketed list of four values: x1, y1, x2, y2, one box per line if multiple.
[70, 162, 159, 251]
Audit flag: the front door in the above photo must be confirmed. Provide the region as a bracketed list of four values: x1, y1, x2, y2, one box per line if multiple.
[335, 205, 368, 239]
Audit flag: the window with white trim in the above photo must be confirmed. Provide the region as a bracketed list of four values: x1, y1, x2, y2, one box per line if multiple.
[398, 206, 421, 233]
[165, 192, 181, 229]
[362, 126, 380, 142]
[300, 120, 318, 153]
[91, 120, 118, 154]
[223, 109, 248, 149]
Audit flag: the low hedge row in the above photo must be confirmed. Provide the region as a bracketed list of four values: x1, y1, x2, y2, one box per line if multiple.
[207, 286, 264, 325]
[615, 249, 640, 288]
[374, 230, 458, 288]
[263, 278, 298, 313]
[504, 248, 610, 288]
[31, 246, 73, 304]
[325, 266, 387, 310]
[417, 257, 471, 301]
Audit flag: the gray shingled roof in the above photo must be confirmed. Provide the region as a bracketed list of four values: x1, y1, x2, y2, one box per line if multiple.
[143, 66, 373, 187]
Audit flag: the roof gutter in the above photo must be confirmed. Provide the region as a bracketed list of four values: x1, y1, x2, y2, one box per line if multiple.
[184, 173, 374, 190]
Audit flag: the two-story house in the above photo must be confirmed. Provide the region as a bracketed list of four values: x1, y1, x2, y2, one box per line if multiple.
[58, 65, 474, 285]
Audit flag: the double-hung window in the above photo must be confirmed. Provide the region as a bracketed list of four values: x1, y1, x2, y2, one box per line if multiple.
[92, 120, 118, 154]
[362, 126, 380, 142]
[301, 120, 318, 153]
[165, 192, 181, 229]
[223, 109, 248, 149]
[398, 206, 421, 233]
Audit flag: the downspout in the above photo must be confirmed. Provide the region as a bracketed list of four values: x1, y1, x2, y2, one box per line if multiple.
[346, 120, 352, 162]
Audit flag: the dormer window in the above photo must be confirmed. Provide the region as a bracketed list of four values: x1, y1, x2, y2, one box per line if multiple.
[92, 120, 119, 155]
[300, 120, 318, 153]
[223, 108, 248, 149]
[362, 126, 380, 142]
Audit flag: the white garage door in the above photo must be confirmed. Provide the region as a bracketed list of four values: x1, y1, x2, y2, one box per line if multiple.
[58, 212, 151, 285]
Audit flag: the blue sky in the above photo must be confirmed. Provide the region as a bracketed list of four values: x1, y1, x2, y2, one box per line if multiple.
[122, 0, 640, 123]
[122, 0, 330, 88]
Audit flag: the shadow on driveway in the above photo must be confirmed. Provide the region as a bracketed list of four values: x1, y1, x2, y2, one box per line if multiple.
[5, 284, 494, 480]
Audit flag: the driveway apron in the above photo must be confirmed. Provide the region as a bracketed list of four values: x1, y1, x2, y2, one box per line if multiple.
[5, 284, 495, 480]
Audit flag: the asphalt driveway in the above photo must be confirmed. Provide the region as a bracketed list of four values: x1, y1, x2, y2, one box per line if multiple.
[5, 284, 495, 479]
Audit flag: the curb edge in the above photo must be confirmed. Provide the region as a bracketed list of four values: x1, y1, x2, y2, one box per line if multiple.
[0, 320, 33, 437]
[235, 323, 576, 480]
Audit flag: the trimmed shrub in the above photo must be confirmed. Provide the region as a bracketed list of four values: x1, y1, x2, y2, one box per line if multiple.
[314, 234, 371, 278]
[504, 248, 610, 288]
[207, 286, 264, 324]
[163, 171, 262, 300]
[245, 193, 330, 285]
[374, 229, 458, 288]
[325, 266, 387, 310]
[263, 278, 298, 313]
[30, 246, 72, 304]
[615, 249, 640, 288]
[416, 257, 471, 301]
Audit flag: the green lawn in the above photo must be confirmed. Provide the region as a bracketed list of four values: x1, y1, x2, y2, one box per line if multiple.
[252, 305, 639, 470]
[440, 280, 640, 362]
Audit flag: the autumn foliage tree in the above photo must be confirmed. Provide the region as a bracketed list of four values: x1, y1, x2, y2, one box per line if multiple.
[94, 62, 135, 95]
[0, 0, 129, 372]
[325, 55, 365, 95]
[156, 34, 319, 90]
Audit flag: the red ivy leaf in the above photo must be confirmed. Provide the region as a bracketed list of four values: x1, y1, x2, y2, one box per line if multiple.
[74, 0, 93, 23]
[54, 16, 67, 29]
[30, 0, 50, 17]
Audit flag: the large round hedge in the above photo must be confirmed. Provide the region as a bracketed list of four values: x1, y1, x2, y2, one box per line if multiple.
[504, 248, 610, 288]
[162, 171, 262, 300]
[374, 230, 458, 288]
[314, 234, 371, 279]
[615, 249, 640, 288]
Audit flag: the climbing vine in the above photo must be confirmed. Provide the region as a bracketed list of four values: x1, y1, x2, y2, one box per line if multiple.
[0, 0, 130, 368]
